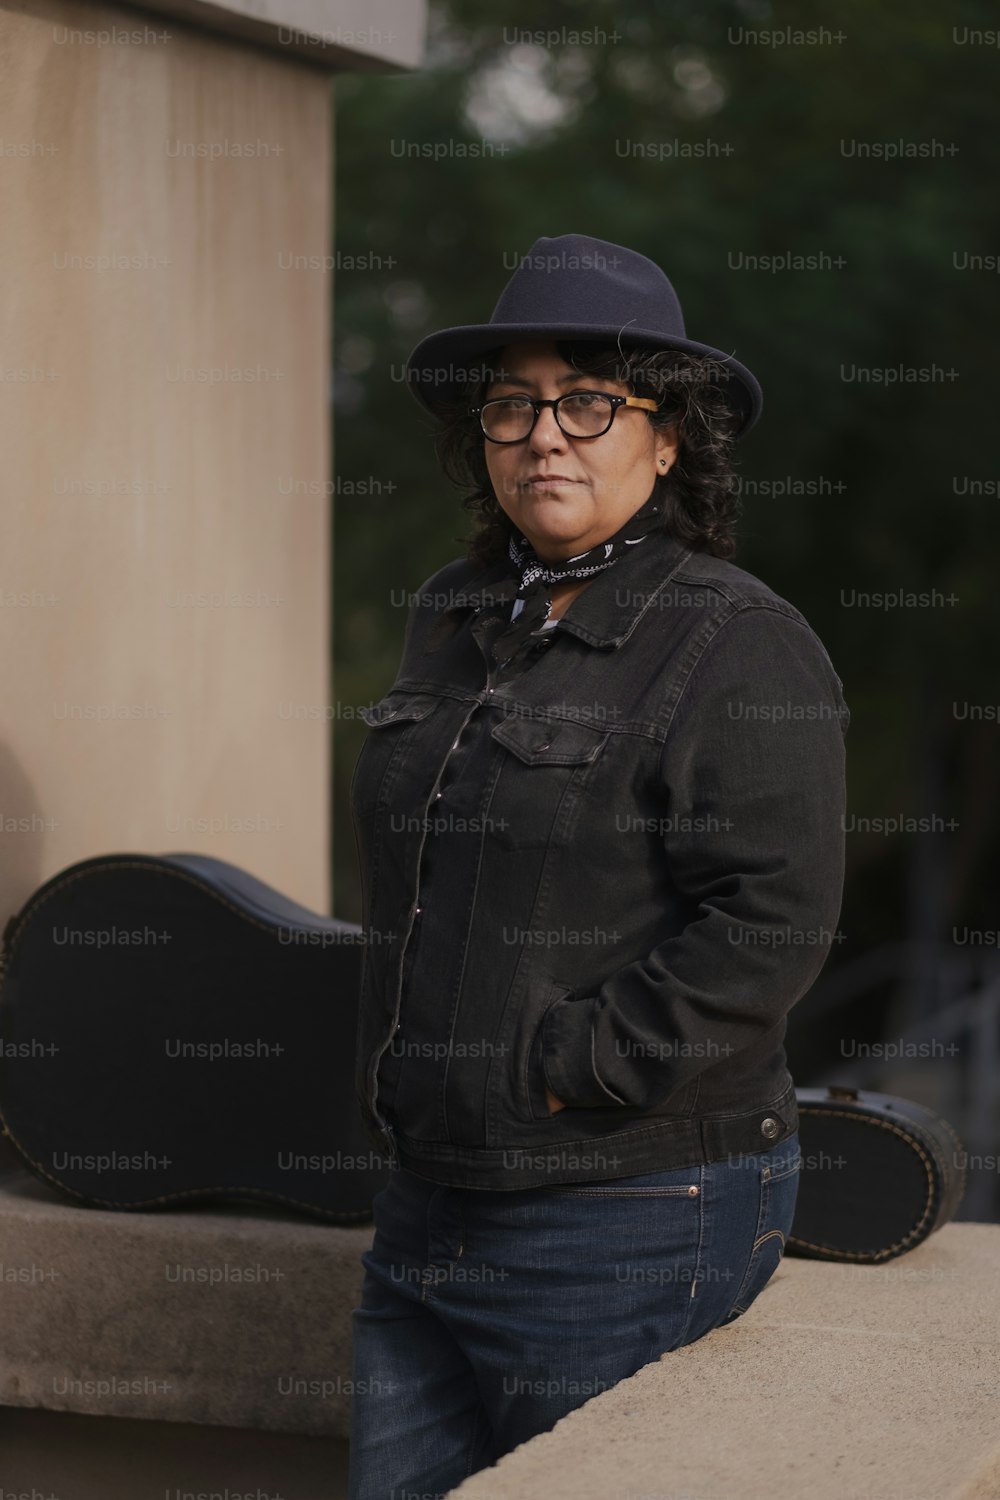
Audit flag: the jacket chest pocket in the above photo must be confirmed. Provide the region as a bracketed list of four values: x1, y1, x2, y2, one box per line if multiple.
[350, 689, 444, 817]
[486, 714, 611, 851]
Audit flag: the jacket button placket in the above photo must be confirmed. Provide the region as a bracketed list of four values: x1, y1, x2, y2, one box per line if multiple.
[380, 692, 492, 1128]
[371, 607, 542, 1158]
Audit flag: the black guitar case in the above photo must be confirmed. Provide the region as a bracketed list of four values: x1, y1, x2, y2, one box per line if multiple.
[0, 852, 389, 1222]
[0, 855, 968, 1255]
[787, 1085, 967, 1262]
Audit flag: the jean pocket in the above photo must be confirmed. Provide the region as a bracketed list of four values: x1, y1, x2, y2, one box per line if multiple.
[725, 1143, 802, 1318]
[541, 1161, 703, 1197]
[546, 1174, 703, 1199]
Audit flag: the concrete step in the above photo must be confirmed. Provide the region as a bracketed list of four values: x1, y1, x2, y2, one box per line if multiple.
[0, 1163, 373, 1438]
[0, 1405, 349, 1500]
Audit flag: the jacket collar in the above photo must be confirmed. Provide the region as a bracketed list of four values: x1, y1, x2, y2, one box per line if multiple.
[429, 529, 695, 652]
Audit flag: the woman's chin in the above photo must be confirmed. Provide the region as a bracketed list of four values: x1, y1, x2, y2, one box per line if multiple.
[518, 494, 593, 536]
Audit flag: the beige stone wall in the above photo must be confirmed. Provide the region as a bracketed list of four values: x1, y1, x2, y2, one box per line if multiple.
[0, 0, 333, 918]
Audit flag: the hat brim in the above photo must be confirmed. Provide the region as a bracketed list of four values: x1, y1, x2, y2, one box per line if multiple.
[404, 322, 762, 437]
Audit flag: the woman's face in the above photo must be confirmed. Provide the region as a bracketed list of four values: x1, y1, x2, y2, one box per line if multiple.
[482, 339, 679, 561]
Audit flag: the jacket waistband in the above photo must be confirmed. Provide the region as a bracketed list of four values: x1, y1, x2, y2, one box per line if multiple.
[384, 1084, 800, 1191]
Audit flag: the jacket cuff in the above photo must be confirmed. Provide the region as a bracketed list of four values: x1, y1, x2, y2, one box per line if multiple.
[540, 996, 629, 1109]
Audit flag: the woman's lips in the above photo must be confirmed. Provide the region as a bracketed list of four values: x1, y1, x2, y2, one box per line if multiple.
[522, 476, 581, 489]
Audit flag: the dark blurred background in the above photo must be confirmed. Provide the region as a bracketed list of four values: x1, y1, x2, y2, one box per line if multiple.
[330, 0, 1000, 1216]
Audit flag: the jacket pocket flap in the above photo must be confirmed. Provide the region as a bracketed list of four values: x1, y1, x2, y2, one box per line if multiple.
[490, 715, 610, 766]
[360, 690, 441, 728]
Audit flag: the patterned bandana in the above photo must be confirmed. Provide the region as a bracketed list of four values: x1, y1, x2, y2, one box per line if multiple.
[482, 487, 666, 668]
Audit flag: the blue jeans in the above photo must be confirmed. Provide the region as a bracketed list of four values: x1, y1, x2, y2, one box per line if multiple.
[347, 1132, 801, 1500]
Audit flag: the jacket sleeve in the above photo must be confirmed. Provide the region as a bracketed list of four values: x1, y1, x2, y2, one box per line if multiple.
[539, 603, 849, 1111]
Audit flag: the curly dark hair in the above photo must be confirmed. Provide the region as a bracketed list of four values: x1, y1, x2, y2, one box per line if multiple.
[430, 340, 744, 567]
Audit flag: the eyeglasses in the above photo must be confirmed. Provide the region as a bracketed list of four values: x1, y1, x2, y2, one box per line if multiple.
[470, 390, 661, 444]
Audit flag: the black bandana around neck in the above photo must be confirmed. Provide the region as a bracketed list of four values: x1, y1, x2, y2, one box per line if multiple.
[483, 487, 666, 668]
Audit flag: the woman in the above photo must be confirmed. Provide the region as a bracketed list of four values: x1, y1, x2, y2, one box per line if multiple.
[347, 233, 848, 1498]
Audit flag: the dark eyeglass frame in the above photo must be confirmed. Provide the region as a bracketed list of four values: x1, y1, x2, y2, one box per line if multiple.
[469, 391, 661, 444]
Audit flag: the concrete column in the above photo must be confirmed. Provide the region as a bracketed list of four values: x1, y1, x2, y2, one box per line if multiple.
[1, 0, 334, 915]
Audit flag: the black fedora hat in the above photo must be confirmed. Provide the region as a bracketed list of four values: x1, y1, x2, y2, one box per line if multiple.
[404, 232, 762, 437]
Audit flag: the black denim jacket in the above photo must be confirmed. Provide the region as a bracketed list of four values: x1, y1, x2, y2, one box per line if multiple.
[350, 530, 849, 1189]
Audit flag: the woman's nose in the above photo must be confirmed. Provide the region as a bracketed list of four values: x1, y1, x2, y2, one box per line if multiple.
[528, 405, 567, 452]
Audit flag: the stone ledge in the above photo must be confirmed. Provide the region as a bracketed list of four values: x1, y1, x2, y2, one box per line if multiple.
[5, 1157, 998, 1499]
[447, 1221, 1000, 1500]
[0, 1165, 372, 1438]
